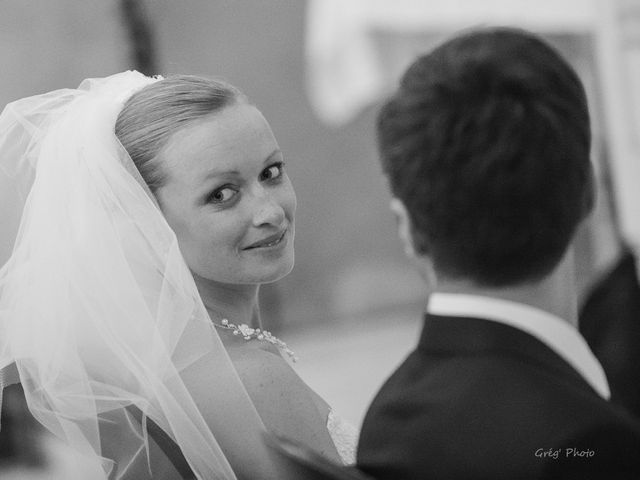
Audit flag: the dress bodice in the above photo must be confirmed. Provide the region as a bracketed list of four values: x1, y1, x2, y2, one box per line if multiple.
[327, 409, 359, 465]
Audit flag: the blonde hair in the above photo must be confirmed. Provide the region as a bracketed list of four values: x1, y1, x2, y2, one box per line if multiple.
[115, 75, 245, 192]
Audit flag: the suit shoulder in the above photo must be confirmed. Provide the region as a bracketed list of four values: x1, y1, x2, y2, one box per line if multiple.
[359, 350, 640, 479]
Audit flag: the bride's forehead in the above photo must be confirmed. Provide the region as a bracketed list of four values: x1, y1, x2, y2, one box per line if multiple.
[158, 106, 277, 178]
[166, 105, 270, 150]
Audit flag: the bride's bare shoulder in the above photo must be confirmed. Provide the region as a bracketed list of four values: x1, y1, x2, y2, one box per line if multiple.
[226, 340, 302, 399]
[225, 338, 342, 460]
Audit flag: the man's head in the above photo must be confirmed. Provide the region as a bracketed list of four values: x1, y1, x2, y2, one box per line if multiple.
[378, 27, 594, 287]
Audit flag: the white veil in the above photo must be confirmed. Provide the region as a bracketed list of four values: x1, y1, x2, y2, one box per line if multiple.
[0, 71, 261, 479]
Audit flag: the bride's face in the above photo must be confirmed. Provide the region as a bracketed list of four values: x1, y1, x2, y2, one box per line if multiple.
[155, 103, 296, 285]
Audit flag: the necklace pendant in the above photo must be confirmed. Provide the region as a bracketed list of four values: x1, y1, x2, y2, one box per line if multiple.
[213, 319, 298, 362]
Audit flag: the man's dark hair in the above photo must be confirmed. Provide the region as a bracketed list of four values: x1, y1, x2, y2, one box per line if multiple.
[378, 27, 594, 286]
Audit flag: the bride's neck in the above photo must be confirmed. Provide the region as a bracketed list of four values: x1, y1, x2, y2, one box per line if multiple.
[193, 273, 262, 329]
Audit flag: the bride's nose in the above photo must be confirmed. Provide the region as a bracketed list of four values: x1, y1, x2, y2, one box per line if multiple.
[252, 192, 286, 227]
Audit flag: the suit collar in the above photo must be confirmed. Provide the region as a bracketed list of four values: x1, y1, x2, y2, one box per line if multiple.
[424, 293, 610, 399]
[418, 313, 605, 399]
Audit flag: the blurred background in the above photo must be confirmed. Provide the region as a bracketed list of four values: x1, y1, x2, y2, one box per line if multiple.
[1, 1, 640, 474]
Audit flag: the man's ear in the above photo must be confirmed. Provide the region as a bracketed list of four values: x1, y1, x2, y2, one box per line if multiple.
[390, 198, 417, 260]
[390, 198, 438, 287]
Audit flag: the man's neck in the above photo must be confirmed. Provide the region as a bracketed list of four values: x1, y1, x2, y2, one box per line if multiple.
[432, 249, 579, 328]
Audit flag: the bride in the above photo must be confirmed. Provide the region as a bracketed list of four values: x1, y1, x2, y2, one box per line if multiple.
[0, 71, 356, 479]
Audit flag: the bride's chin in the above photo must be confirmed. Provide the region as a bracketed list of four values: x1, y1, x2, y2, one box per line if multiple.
[257, 253, 295, 284]
[259, 259, 295, 285]
[191, 249, 295, 285]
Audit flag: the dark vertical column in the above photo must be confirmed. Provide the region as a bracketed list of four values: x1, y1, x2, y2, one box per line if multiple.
[120, 0, 158, 75]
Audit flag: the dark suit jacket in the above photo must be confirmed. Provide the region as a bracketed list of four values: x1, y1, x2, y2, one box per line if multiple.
[357, 314, 640, 480]
[579, 250, 640, 419]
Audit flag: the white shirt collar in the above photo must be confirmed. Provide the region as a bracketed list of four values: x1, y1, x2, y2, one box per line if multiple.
[427, 292, 610, 400]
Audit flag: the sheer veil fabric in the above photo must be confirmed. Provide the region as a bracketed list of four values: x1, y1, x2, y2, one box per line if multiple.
[0, 71, 260, 479]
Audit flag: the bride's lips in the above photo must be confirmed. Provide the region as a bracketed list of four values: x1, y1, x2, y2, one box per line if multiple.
[243, 229, 288, 250]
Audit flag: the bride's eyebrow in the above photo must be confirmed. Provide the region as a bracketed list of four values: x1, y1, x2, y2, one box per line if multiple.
[263, 149, 282, 164]
[202, 167, 240, 181]
[200, 149, 283, 184]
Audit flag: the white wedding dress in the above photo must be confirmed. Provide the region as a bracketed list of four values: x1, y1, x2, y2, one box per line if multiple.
[327, 409, 359, 464]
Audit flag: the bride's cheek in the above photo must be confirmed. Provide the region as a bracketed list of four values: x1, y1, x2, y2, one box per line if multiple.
[280, 185, 297, 221]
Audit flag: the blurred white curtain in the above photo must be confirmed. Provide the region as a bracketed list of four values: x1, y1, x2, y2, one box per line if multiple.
[594, 0, 640, 251]
[305, 0, 597, 126]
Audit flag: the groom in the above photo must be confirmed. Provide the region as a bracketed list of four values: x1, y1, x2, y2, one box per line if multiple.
[356, 27, 640, 479]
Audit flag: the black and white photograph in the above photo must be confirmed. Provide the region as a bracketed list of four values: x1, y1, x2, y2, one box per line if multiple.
[0, 1, 639, 478]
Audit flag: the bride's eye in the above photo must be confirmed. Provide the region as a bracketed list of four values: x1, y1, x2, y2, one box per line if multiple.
[260, 162, 285, 182]
[209, 186, 238, 204]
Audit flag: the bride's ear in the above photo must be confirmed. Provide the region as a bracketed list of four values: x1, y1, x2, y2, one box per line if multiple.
[390, 198, 418, 260]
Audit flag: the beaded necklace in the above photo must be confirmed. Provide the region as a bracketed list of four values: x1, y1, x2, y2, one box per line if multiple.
[212, 319, 298, 362]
